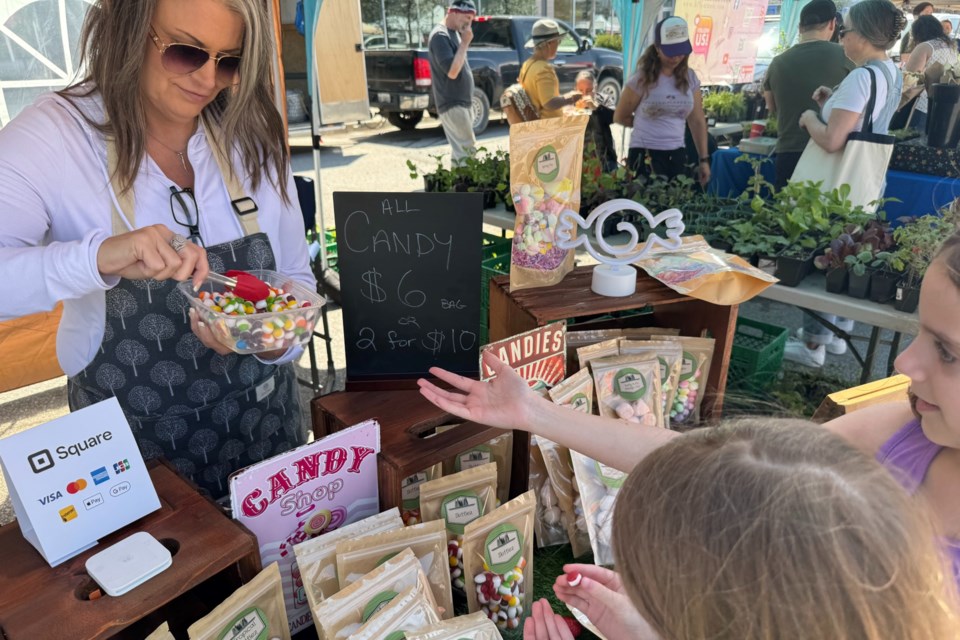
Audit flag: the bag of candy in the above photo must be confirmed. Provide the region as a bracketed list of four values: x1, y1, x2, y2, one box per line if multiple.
[445, 432, 513, 506]
[570, 447, 621, 567]
[575, 338, 620, 373]
[591, 355, 663, 428]
[651, 335, 715, 427]
[566, 328, 680, 374]
[509, 116, 589, 291]
[530, 436, 567, 548]
[546, 369, 594, 558]
[336, 519, 454, 619]
[312, 548, 435, 640]
[146, 622, 174, 640]
[419, 463, 499, 594]
[294, 508, 405, 611]
[401, 463, 443, 526]
[351, 584, 442, 640]
[188, 563, 289, 640]
[462, 491, 536, 632]
[405, 612, 504, 640]
[633, 236, 777, 305]
[619, 340, 682, 429]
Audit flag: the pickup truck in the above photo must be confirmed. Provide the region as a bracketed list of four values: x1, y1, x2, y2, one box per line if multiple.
[364, 16, 623, 135]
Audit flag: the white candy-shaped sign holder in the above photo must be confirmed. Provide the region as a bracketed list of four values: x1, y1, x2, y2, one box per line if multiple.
[554, 199, 686, 297]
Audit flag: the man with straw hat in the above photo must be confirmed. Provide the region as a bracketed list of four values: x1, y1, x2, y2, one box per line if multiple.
[520, 19, 582, 118]
[428, 0, 478, 163]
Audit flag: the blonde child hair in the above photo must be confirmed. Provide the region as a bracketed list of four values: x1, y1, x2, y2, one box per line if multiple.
[612, 419, 958, 639]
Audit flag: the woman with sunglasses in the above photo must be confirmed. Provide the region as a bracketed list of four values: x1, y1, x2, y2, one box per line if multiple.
[0, 0, 315, 500]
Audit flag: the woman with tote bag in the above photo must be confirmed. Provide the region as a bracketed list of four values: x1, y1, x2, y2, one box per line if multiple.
[786, 0, 906, 368]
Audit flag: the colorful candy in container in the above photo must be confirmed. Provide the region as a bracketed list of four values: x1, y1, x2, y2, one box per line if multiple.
[401, 463, 443, 526]
[590, 356, 664, 428]
[462, 491, 536, 632]
[178, 269, 324, 354]
[570, 448, 622, 567]
[619, 340, 683, 428]
[509, 116, 589, 291]
[652, 336, 716, 426]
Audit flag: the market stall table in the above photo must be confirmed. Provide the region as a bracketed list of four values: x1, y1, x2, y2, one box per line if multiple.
[756, 272, 919, 383]
[0, 460, 262, 640]
[709, 147, 960, 220]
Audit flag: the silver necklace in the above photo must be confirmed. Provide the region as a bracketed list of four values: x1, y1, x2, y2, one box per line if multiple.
[147, 130, 190, 172]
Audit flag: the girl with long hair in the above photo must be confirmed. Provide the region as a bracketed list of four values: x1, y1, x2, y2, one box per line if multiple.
[904, 14, 960, 131]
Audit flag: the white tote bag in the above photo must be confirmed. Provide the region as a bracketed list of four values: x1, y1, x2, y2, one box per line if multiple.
[792, 67, 896, 213]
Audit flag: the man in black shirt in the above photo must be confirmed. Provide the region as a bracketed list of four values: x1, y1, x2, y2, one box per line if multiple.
[576, 71, 617, 172]
[427, 0, 477, 164]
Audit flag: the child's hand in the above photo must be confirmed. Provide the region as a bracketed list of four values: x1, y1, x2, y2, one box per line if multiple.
[553, 565, 660, 639]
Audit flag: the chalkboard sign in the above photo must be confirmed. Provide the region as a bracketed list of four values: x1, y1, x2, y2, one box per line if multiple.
[334, 192, 483, 385]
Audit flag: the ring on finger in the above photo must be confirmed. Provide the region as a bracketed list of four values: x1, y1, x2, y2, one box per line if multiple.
[170, 233, 188, 254]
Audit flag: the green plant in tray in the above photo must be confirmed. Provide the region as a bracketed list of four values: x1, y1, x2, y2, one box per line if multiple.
[844, 249, 875, 276]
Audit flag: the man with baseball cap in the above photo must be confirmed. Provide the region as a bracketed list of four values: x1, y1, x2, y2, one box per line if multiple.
[428, 0, 478, 163]
[763, 0, 854, 189]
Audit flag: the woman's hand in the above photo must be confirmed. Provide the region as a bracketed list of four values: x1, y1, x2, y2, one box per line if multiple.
[812, 86, 833, 108]
[553, 564, 659, 640]
[97, 224, 208, 288]
[697, 161, 711, 187]
[523, 599, 575, 640]
[417, 351, 537, 431]
[798, 109, 818, 131]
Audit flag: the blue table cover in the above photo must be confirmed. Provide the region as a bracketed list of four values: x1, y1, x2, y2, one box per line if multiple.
[708, 147, 960, 222]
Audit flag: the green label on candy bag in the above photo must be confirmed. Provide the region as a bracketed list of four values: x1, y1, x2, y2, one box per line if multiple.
[534, 145, 560, 182]
[595, 461, 627, 489]
[484, 524, 524, 574]
[385, 633, 406, 640]
[441, 490, 484, 535]
[570, 393, 590, 413]
[680, 352, 696, 382]
[219, 607, 268, 640]
[362, 590, 399, 622]
[613, 368, 646, 402]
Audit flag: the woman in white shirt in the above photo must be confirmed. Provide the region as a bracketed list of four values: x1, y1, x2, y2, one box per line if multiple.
[0, 0, 315, 499]
[904, 15, 960, 132]
[788, 0, 906, 369]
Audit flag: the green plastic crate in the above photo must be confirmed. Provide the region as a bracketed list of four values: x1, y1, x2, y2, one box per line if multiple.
[482, 234, 512, 261]
[728, 317, 788, 394]
[481, 254, 511, 330]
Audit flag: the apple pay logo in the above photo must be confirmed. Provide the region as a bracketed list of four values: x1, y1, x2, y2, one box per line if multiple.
[28, 449, 55, 474]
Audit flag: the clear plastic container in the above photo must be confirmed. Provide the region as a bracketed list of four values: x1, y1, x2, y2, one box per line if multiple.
[178, 269, 325, 354]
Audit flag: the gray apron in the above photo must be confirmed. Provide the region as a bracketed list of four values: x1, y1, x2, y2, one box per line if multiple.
[67, 130, 305, 499]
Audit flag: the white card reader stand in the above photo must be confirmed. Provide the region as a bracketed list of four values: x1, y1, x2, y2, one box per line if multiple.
[85, 532, 172, 597]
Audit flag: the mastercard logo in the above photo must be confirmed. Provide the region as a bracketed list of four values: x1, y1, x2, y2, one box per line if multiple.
[66, 479, 88, 494]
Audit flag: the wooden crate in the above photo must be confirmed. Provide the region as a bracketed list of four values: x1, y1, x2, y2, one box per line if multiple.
[0, 460, 261, 640]
[312, 391, 510, 509]
[488, 267, 738, 496]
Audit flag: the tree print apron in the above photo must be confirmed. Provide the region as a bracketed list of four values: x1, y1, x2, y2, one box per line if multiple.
[67, 130, 306, 500]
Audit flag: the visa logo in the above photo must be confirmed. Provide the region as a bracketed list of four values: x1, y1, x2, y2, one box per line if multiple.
[38, 491, 63, 505]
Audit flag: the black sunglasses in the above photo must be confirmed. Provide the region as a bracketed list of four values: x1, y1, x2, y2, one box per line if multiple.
[839, 27, 857, 39]
[149, 27, 241, 85]
[169, 187, 204, 247]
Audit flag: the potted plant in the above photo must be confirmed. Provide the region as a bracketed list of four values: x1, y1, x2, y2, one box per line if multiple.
[702, 91, 747, 123]
[891, 213, 954, 312]
[407, 154, 453, 193]
[844, 249, 874, 299]
[868, 251, 904, 304]
[813, 232, 860, 294]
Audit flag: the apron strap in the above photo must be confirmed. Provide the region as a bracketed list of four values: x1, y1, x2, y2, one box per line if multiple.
[106, 117, 262, 237]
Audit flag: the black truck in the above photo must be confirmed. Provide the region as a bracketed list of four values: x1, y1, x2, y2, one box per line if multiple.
[364, 16, 624, 134]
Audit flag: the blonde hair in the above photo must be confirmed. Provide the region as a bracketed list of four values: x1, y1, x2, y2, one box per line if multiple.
[60, 0, 289, 201]
[612, 419, 958, 640]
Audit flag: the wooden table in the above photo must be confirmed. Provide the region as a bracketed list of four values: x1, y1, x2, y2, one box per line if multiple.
[488, 267, 737, 493]
[0, 460, 261, 640]
[311, 391, 514, 507]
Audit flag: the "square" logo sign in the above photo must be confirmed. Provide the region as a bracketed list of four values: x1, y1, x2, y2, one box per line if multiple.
[28, 450, 55, 474]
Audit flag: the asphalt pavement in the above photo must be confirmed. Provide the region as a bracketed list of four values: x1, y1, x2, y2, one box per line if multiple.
[0, 115, 910, 526]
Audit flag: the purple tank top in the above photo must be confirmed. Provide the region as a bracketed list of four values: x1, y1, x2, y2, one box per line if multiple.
[877, 419, 960, 583]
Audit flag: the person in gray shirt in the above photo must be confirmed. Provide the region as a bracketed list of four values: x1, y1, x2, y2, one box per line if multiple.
[428, 0, 477, 163]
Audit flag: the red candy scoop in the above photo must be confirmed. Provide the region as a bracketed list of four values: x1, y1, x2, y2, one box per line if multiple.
[203, 270, 271, 302]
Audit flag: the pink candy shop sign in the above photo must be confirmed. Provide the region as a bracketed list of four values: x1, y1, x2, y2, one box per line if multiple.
[230, 420, 381, 634]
